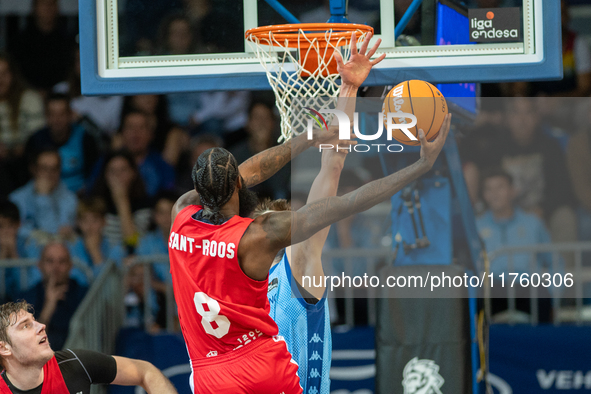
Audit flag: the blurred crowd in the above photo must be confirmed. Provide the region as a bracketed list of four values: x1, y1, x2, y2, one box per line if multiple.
[0, 0, 590, 337]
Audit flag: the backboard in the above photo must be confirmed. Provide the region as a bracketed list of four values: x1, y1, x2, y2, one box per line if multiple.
[79, 0, 562, 95]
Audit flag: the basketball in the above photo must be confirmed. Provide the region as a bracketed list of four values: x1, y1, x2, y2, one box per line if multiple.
[383, 80, 448, 146]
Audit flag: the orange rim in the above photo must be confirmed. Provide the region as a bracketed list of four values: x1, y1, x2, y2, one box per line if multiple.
[245, 23, 374, 48]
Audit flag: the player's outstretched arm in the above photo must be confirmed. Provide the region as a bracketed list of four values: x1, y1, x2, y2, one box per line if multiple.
[172, 33, 385, 223]
[112, 356, 177, 394]
[240, 115, 451, 281]
[239, 31, 385, 189]
[291, 149, 347, 297]
[290, 32, 384, 281]
[291, 117, 451, 243]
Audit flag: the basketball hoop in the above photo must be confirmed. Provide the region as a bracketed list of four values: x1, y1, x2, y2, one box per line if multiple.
[245, 23, 373, 142]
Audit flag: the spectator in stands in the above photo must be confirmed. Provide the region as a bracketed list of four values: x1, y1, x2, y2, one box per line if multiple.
[121, 0, 183, 55]
[229, 101, 289, 199]
[182, 0, 212, 29]
[0, 200, 42, 296]
[68, 197, 125, 287]
[157, 14, 197, 55]
[175, 133, 223, 193]
[477, 168, 556, 274]
[119, 95, 188, 167]
[198, 2, 243, 53]
[9, 0, 76, 92]
[189, 91, 250, 135]
[136, 192, 178, 283]
[477, 168, 557, 322]
[9, 149, 77, 243]
[0, 200, 38, 261]
[111, 111, 175, 197]
[500, 99, 577, 249]
[0, 54, 45, 167]
[123, 264, 163, 332]
[20, 242, 88, 350]
[24, 94, 101, 193]
[90, 150, 152, 254]
[530, 0, 591, 97]
[53, 49, 124, 137]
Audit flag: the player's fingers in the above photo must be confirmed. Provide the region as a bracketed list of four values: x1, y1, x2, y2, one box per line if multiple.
[342, 139, 358, 147]
[442, 113, 452, 138]
[348, 129, 357, 140]
[418, 129, 427, 146]
[367, 38, 381, 58]
[434, 114, 451, 144]
[350, 31, 358, 56]
[359, 32, 372, 55]
[370, 53, 386, 66]
[334, 50, 345, 69]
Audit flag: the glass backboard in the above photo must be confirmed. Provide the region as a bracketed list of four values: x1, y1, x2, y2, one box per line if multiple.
[79, 0, 562, 95]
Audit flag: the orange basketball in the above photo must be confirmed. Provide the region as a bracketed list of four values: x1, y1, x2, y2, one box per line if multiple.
[383, 80, 448, 146]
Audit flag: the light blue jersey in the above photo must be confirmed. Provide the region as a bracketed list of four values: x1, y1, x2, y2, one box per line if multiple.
[268, 254, 331, 394]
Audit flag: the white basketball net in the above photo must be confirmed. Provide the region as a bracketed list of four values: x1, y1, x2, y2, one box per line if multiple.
[247, 28, 369, 142]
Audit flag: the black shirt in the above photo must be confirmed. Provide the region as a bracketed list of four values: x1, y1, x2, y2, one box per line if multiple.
[1, 349, 117, 394]
[19, 280, 88, 351]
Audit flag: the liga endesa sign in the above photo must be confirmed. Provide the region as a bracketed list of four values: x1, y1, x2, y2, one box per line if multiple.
[469, 7, 522, 43]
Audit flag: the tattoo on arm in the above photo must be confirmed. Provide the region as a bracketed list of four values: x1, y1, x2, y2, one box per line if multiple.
[290, 159, 430, 245]
[257, 159, 429, 252]
[239, 133, 312, 188]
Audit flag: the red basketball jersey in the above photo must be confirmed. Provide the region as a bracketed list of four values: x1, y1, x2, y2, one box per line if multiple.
[169, 205, 279, 361]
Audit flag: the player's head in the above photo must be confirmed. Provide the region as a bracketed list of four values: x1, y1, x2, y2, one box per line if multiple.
[190, 134, 223, 166]
[482, 168, 515, 214]
[46, 93, 72, 136]
[0, 301, 52, 371]
[77, 197, 107, 236]
[32, 149, 61, 190]
[152, 191, 179, 233]
[251, 198, 291, 219]
[192, 147, 258, 224]
[120, 111, 153, 157]
[251, 199, 291, 265]
[38, 242, 73, 286]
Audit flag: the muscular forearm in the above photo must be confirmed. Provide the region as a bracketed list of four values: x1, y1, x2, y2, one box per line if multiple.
[291, 158, 430, 244]
[141, 364, 177, 394]
[291, 149, 347, 286]
[238, 132, 312, 188]
[112, 357, 177, 394]
[334, 84, 358, 126]
[239, 83, 358, 188]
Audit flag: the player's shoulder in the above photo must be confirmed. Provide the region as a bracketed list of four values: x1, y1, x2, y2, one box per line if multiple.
[172, 191, 202, 218]
[55, 349, 78, 363]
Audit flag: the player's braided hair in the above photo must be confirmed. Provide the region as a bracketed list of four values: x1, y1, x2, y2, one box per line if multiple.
[192, 147, 240, 224]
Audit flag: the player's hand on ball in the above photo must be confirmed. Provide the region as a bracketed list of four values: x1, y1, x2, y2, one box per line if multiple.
[334, 32, 386, 88]
[419, 113, 451, 168]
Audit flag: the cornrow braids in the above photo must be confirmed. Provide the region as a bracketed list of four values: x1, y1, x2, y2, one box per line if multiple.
[192, 147, 240, 224]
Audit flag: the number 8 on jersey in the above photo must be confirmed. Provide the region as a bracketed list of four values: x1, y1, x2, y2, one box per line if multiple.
[194, 292, 231, 338]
